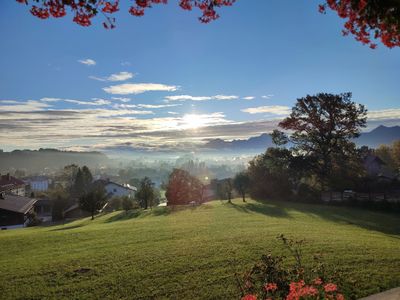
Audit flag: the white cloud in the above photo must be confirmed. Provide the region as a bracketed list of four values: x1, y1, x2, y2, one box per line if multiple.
[168, 111, 179, 115]
[103, 83, 178, 95]
[262, 94, 274, 99]
[112, 97, 131, 102]
[368, 108, 400, 120]
[243, 96, 255, 100]
[241, 105, 291, 115]
[40, 97, 110, 106]
[165, 94, 238, 102]
[89, 71, 133, 82]
[137, 104, 181, 109]
[78, 58, 96, 66]
[165, 95, 212, 101]
[0, 100, 51, 112]
[65, 99, 111, 106]
[213, 95, 239, 100]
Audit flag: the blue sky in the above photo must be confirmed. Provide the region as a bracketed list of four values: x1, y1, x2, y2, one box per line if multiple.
[0, 0, 399, 152]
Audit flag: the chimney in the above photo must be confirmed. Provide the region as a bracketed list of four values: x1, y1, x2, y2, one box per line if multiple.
[6, 173, 10, 181]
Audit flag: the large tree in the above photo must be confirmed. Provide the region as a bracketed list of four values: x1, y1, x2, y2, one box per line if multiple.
[17, 1, 400, 48]
[278, 92, 367, 190]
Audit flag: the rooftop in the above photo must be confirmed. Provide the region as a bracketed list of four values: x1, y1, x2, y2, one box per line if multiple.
[0, 194, 37, 214]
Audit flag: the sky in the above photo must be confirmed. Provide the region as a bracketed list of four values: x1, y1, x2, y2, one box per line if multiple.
[0, 0, 399, 154]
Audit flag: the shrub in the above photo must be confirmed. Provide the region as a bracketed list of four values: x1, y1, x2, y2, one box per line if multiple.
[237, 235, 355, 299]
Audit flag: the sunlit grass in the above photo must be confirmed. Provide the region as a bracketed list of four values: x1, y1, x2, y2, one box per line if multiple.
[1, 199, 399, 299]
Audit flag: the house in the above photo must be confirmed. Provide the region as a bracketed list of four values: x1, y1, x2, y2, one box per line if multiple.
[0, 193, 37, 229]
[0, 173, 26, 196]
[24, 176, 50, 192]
[93, 179, 136, 198]
[363, 154, 395, 179]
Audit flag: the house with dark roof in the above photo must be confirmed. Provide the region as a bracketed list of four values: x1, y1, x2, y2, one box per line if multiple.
[0, 193, 37, 229]
[0, 173, 26, 196]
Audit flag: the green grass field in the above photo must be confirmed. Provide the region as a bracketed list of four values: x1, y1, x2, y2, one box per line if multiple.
[1, 199, 399, 299]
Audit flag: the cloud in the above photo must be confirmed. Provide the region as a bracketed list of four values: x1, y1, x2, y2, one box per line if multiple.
[168, 111, 179, 115]
[241, 105, 291, 115]
[368, 108, 400, 120]
[243, 96, 255, 100]
[165, 95, 212, 101]
[137, 104, 181, 109]
[262, 94, 274, 99]
[213, 95, 239, 100]
[89, 71, 133, 82]
[78, 58, 96, 66]
[112, 97, 131, 102]
[165, 94, 238, 102]
[40, 97, 110, 106]
[103, 83, 178, 95]
[0, 100, 51, 112]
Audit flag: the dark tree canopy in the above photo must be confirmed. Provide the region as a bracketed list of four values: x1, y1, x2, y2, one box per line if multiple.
[279, 92, 367, 188]
[79, 187, 107, 220]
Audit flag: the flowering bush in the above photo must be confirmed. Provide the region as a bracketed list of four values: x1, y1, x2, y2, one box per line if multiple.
[237, 235, 355, 300]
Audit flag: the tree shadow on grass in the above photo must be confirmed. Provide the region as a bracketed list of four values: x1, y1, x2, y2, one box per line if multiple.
[287, 202, 400, 237]
[226, 199, 400, 236]
[50, 224, 84, 231]
[105, 206, 174, 223]
[226, 200, 291, 219]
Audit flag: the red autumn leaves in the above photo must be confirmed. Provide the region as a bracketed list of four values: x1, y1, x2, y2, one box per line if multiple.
[16, 0, 400, 49]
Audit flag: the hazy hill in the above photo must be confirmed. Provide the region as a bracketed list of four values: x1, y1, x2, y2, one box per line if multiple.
[0, 148, 109, 173]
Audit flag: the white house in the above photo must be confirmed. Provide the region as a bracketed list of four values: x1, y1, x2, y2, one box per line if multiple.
[94, 179, 136, 198]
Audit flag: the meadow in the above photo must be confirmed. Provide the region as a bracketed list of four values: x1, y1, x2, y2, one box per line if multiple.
[1, 199, 399, 299]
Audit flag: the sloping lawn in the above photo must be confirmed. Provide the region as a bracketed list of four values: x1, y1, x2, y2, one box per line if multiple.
[1, 199, 399, 299]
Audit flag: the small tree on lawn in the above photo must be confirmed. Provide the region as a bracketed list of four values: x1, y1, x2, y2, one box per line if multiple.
[121, 196, 133, 214]
[233, 172, 251, 202]
[221, 178, 234, 203]
[135, 177, 156, 210]
[79, 187, 107, 220]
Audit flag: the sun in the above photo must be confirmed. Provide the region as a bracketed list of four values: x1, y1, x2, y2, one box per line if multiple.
[181, 114, 209, 129]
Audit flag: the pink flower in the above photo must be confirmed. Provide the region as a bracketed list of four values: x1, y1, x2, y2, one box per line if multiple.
[242, 294, 257, 300]
[264, 282, 278, 292]
[324, 283, 338, 293]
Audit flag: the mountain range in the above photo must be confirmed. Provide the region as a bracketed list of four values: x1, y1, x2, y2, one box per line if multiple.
[202, 125, 400, 151]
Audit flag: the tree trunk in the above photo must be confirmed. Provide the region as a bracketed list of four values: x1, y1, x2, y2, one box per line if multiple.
[91, 211, 94, 220]
[242, 193, 246, 202]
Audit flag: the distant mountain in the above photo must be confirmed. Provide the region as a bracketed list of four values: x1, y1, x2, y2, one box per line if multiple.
[356, 125, 400, 148]
[202, 125, 400, 152]
[203, 133, 274, 151]
[0, 148, 110, 173]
